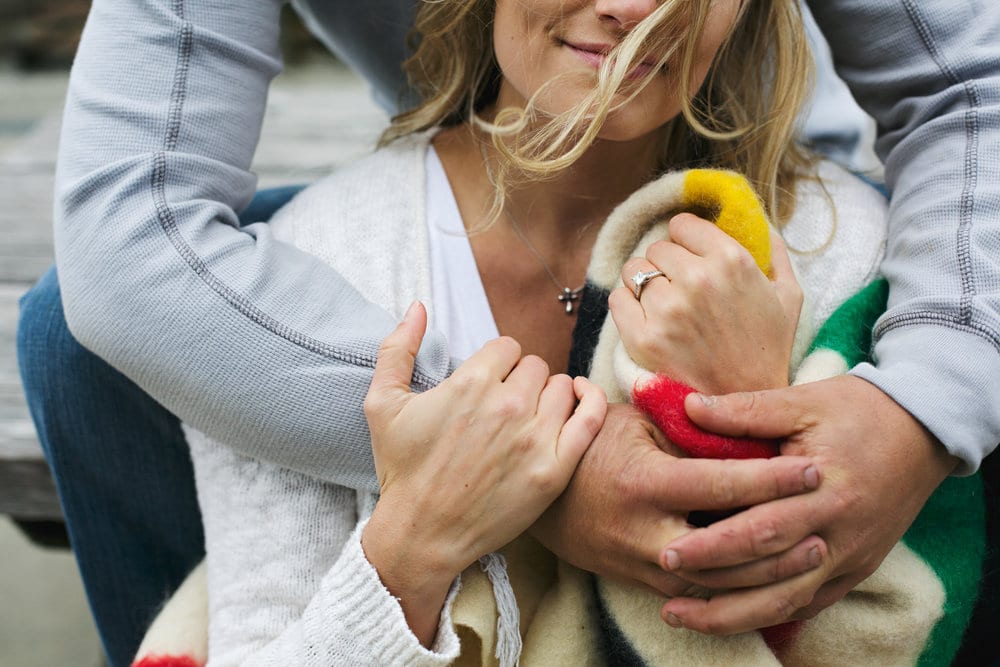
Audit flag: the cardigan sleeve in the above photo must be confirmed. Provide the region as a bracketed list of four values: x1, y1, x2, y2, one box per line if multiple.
[807, 0, 1000, 472]
[216, 521, 462, 667]
[185, 426, 461, 666]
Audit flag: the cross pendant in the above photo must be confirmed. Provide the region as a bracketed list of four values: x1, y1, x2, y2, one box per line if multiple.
[558, 286, 584, 314]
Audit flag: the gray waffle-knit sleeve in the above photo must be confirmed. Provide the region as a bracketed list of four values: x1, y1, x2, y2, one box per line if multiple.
[809, 0, 1000, 472]
[53, 0, 450, 490]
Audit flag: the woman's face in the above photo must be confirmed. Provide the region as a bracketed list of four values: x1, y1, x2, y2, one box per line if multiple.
[492, 0, 743, 142]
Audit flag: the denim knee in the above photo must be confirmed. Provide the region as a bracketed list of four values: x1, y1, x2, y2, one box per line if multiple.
[16, 266, 76, 461]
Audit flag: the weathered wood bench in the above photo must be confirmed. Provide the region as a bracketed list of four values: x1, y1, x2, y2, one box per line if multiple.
[0, 63, 386, 545]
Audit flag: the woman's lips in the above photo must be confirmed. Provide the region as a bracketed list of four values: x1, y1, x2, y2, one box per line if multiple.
[566, 41, 611, 68]
[564, 41, 657, 79]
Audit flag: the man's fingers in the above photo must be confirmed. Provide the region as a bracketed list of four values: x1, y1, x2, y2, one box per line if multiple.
[660, 564, 828, 635]
[662, 494, 817, 572]
[666, 535, 826, 590]
[684, 385, 806, 439]
[645, 455, 820, 513]
[367, 301, 428, 402]
[631, 562, 699, 598]
[790, 573, 857, 621]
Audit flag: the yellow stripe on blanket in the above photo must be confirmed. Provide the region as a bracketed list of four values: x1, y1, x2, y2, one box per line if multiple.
[682, 169, 772, 276]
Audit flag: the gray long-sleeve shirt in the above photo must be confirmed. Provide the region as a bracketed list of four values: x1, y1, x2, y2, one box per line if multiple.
[54, 0, 999, 485]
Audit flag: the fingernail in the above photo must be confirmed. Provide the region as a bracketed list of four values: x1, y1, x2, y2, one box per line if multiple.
[808, 546, 821, 568]
[804, 465, 819, 489]
[665, 612, 683, 628]
[664, 549, 681, 570]
[697, 393, 717, 407]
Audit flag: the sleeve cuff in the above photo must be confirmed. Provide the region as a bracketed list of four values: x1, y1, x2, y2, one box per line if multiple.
[318, 518, 462, 665]
[851, 323, 1000, 475]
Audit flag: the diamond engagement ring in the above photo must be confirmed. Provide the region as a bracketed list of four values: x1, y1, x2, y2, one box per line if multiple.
[630, 269, 665, 299]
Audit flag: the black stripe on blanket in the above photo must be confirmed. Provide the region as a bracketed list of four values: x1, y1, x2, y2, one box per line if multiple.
[593, 575, 648, 666]
[568, 282, 610, 379]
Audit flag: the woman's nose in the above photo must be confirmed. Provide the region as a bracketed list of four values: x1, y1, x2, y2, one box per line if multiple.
[594, 0, 658, 30]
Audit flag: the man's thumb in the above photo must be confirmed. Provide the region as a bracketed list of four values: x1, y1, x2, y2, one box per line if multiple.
[684, 387, 801, 440]
[368, 302, 427, 402]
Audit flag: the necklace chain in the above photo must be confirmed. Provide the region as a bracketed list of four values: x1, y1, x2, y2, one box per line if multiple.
[505, 207, 585, 314]
[479, 140, 585, 314]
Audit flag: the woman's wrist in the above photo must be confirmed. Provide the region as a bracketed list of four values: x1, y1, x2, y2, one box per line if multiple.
[361, 501, 462, 647]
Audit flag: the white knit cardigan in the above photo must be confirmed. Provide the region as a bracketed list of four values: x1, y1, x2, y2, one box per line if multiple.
[181, 131, 889, 666]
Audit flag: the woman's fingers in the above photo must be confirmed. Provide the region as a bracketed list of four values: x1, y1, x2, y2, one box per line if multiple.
[768, 229, 804, 319]
[365, 301, 428, 417]
[450, 335, 523, 387]
[643, 238, 695, 281]
[666, 213, 736, 258]
[554, 377, 607, 466]
[535, 373, 577, 426]
[502, 354, 552, 412]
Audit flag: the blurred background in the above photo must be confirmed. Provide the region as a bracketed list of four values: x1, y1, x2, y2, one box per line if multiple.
[0, 2, 387, 665]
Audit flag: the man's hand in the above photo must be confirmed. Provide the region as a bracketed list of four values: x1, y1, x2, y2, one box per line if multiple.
[658, 375, 959, 634]
[529, 402, 824, 597]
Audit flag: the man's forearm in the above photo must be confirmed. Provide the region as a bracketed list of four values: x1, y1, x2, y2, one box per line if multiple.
[55, 0, 450, 489]
[809, 0, 1000, 470]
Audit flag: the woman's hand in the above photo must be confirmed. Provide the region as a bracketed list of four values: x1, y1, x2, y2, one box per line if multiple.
[361, 302, 607, 645]
[609, 214, 803, 395]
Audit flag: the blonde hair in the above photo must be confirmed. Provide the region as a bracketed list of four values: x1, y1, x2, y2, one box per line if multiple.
[382, 0, 815, 226]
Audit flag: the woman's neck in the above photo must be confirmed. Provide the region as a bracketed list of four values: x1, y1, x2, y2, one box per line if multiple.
[437, 123, 661, 243]
[431, 122, 662, 371]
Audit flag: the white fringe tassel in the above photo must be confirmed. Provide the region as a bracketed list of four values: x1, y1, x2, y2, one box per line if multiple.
[479, 552, 522, 667]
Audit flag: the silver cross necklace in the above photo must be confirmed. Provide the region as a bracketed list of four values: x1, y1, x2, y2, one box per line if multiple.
[479, 140, 585, 314]
[504, 206, 586, 314]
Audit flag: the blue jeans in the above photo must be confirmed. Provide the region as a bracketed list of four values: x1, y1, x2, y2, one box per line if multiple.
[15, 185, 304, 667]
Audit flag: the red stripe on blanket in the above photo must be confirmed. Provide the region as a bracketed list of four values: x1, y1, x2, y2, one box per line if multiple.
[132, 656, 203, 667]
[761, 620, 804, 654]
[632, 375, 778, 459]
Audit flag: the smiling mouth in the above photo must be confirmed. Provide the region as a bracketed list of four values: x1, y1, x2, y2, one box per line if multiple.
[563, 41, 659, 79]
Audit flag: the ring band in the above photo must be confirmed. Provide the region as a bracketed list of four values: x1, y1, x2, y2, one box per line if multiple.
[630, 269, 665, 299]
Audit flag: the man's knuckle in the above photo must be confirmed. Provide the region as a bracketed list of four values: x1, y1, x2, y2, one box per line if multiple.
[774, 587, 813, 621]
[773, 595, 798, 621]
[748, 517, 782, 556]
[613, 463, 643, 504]
[710, 474, 738, 507]
[700, 616, 727, 636]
